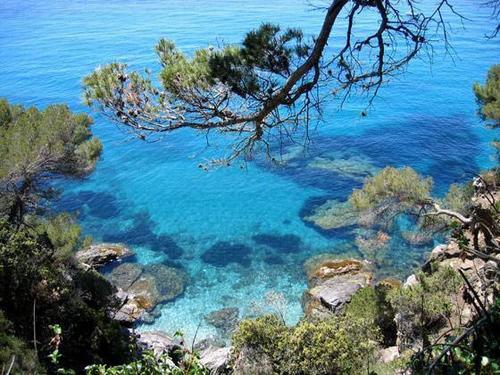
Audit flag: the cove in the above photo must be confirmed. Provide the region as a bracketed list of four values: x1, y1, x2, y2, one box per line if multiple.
[0, 0, 498, 341]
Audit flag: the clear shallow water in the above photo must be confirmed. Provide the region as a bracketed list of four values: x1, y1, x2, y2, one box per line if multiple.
[1, 0, 498, 341]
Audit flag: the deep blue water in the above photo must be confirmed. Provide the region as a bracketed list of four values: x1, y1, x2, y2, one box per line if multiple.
[1, 0, 498, 340]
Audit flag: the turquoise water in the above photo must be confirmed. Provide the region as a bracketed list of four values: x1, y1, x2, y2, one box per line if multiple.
[1, 0, 498, 341]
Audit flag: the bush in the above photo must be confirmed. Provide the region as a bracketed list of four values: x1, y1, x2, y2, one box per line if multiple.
[345, 285, 397, 346]
[0, 310, 43, 374]
[85, 351, 208, 375]
[388, 266, 462, 348]
[0, 220, 131, 373]
[231, 313, 380, 374]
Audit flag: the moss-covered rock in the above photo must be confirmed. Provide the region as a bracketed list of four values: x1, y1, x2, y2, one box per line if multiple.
[304, 199, 358, 230]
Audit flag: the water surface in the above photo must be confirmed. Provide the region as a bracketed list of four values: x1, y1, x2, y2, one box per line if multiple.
[0, 0, 498, 340]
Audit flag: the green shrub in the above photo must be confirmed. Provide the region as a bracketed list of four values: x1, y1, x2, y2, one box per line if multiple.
[232, 313, 380, 374]
[0, 220, 131, 372]
[345, 285, 397, 346]
[85, 351, 208, 375]
[0, 310, 43, 374]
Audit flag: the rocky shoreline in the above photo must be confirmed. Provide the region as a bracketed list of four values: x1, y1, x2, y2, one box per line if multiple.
[76, 217, 499, 374]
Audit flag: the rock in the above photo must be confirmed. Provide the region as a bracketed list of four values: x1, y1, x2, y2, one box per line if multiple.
[136, 331, 182, 358]
[484, 260, 498, 280]
[199, 345, 232, 374]
[195, 337, 227, 352]
[109, 262, 188, 325]
[443, 242, 462, 258]
[355, 230, 390, 259]
[401, 231, 433, 246]
[430, 244, 447, 261]
[303, 255, 372, 319]
[75, 243, 133, 268]
[304, 200, 358, 230]
[145, 264, 188, 302]
[128, 274, 161, 310]
[205, 307, 239, 337]
[378, 346, 400, 363]
[232, 346, 273, 375]
[378, 278, 402, 289]
[403, 274, 418, 288]
[308, 156, 378, 181]
[305, 257, 365, 287]
[108, 262, 143, 290]
[303, 272, 371, 319]
[113, 294, 145, 324]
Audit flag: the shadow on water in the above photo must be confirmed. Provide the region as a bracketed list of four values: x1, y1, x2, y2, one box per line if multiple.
[262, 114, 481, 196]
[56, 190, 121, 219]
[252, 233, 303, 253]
[201, 241, 252, 267]
[102, 211, 184, 259]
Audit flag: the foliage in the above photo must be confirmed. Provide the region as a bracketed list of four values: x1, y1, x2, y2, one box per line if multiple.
[349, 167, 432, 211]
[388, 267, 462, 346]
[82, 2, 460, 163]
[345, 285, 397, 346]
[473, 64, 500, 126]
[408, 297, 500, 374]
[0, 310, 43, 374]
[0, 220, 130, 373]
[231, 313, 380, 374]
[85, 351, 208, 375]
[0, 98, 102, 223]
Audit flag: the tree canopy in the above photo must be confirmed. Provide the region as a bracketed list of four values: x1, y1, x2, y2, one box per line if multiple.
[474, 64, 500, 126]
[0, 99, 102, 223]
[83, 0, 462, 164]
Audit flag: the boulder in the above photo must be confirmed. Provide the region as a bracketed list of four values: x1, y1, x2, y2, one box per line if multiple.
[401, 231, 433, 246]
[232, 346, 273, 375]
[113, 292, 146, 324]
[75, 243, 133, 268]
[136, 331, 182, 357]
[127, 274, 161, 310]
[199, 345, 232, 374]
[302, 256, 372, 319]
[205, 307, 239, 337]
[355, 230, 390, 260]
[403, 274, 418, 288]
[108, 262, 143, 290]
[145, 264, 188, 302]
[303, 272, 371, 319]
[109, 263, 188, 325]
[304, 257, 365, 287]
[378, 346, 400, 364]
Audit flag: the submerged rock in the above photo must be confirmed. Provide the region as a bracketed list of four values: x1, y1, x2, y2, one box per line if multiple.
[201, 242, 252, 267]
[108, 262, 143, 290]
[127, 274, 161, 310]
[401, 231, 433, 246]
[355, 230, 391, 260]
[303, 256, 372, 319]
[111, 263, 188, 325]
[308, 155, 378, 180]
[75, 243, 133, 268]
[145, 264, 188, 302]
[304, 200, 358, 230]
[205, 307, 240, 338]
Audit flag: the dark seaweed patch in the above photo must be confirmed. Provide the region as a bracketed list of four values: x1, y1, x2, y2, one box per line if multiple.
[252, 233, 302, 253]
[201, 241, 252, 267]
